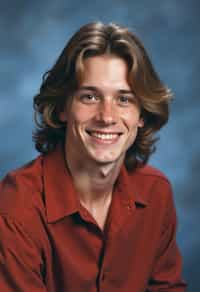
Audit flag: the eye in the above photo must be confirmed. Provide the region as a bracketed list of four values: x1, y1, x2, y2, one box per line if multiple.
[118, 94, 137, 106]
[119, 95, 129, 102]
[80, 94, 100, 104]
[118, 95, 132, 106]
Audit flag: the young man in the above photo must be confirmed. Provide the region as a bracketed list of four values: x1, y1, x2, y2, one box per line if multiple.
[0, 22, 187, 291]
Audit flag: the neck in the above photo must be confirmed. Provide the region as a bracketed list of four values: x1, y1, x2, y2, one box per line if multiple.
[65, 149, 124, 207]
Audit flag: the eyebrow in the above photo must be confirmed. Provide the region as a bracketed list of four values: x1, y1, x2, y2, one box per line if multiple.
[78, 86, 135, 95]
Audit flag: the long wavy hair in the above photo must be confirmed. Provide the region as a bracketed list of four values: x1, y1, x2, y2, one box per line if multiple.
[33, 22, 172, 170]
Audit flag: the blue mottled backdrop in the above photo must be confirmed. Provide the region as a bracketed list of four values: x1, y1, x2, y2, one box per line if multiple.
[0, 0, 199, 290]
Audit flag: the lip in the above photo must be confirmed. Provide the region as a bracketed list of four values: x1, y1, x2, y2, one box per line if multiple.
[86, 129, 123, 135]
[85, 130, 122, 144]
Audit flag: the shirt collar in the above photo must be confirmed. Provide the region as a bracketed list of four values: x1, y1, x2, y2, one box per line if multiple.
[43, 144, 147, 223]
[43, 144, 80, 223]
[115, 165, 148, 209]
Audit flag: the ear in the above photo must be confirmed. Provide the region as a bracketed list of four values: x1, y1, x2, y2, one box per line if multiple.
[59, 108, 68, 122]
[59, 97, 72, 122]
[138, 118, 144, 128]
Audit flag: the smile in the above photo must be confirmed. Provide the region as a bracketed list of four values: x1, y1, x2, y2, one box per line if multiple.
[91, 132, 119, 140]
[86, 131, 122, 142]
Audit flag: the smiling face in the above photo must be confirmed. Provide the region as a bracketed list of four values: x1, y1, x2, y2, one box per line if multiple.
[60, 55, 143, 167]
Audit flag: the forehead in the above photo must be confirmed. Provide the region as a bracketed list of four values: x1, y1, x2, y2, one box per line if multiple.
[78, 55, 131, 90]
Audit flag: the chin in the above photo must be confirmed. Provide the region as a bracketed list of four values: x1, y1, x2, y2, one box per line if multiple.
[89, 150, 124, 165]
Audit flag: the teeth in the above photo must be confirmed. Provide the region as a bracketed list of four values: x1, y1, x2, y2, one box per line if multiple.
[90, 132, 118, 140]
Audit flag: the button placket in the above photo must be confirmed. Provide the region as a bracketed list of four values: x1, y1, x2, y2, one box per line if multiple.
[101, 269, 109, 282]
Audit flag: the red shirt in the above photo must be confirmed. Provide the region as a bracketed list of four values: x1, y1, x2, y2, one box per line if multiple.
[0, 145, 187, 291]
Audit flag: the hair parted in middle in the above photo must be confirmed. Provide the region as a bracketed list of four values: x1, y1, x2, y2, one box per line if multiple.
[33, 21, 172, 170]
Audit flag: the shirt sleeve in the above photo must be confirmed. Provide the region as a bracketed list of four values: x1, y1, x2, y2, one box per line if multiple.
[0, 214, 47, 292]
[146, 182, 187, 291]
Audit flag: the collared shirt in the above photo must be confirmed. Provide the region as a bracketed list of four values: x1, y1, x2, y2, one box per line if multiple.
[0, 145, 187, 291]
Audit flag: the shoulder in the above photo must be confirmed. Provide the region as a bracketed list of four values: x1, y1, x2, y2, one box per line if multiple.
[134, 163, 170, 181]
[0, 155, 45, 220]
[126, 164, 173, 206]
[133, 163, 171, 187]
[0, 155, 48, 251]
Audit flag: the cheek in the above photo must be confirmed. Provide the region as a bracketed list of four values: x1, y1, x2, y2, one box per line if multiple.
[67, 110, 95, 133]
[126, 125, 139, 150]
[71, 103, 97, 124]
[122, 110, 141, 130]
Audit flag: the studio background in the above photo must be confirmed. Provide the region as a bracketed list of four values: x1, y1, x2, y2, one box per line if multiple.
[0, 0, 199, 290]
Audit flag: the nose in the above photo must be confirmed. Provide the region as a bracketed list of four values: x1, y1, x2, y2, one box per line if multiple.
[95, 99, 117, 125]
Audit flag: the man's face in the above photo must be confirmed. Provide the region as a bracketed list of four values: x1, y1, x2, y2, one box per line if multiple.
[60, 54, 143, 166]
